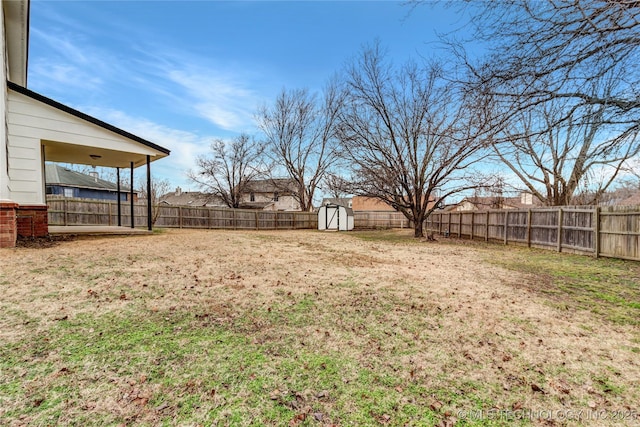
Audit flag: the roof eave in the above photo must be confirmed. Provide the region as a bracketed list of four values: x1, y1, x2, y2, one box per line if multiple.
[4, 0, 29, 86]
[8, 81, 171, 156]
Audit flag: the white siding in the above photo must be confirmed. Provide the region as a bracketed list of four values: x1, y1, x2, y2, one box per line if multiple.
[241, 192, 301, 211]
[0, 4, 9, 200]
[6, 134, 41, 203]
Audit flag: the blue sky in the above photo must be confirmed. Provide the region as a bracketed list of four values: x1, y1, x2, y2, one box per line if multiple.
[29, 0, 470, 191]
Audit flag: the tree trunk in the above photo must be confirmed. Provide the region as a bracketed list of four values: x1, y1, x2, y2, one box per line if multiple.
[413, 219, 424, 238]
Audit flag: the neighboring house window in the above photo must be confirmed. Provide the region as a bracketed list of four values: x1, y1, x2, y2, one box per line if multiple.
[45, 186, 53, 195]
[273, 192, 279, 202]
[64, 188, 74, 198]
[250, 193, 255, 202]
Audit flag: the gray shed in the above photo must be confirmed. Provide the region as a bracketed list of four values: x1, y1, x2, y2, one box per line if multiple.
[318, 203, 354, 231]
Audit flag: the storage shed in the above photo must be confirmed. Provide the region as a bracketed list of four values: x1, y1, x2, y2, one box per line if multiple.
[318, 203, 354, 231]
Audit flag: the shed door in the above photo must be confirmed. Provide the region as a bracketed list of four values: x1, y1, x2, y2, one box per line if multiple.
[326, 206, 339, 230]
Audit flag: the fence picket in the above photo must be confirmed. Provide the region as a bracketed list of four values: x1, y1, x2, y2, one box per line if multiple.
[425, 205, 640, 262]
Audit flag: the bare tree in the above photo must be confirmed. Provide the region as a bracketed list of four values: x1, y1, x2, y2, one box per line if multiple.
[188, 133, 266, 208]
[338, 42, 492, 238]
[322, 172, 352, 199]
[137, 176, 171, 225]
[493, 93, 637, 205]
[256, 82, 344, 211]
[446, 0, 640, 205]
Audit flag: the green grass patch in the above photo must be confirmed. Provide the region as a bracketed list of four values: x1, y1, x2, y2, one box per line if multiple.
[351, 229, 421, 244]
[0, 302, 520, 426]
[484, 245, 640, 326]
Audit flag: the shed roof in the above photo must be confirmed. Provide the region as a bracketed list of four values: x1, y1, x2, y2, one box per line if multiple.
[321, 197, 352, 207]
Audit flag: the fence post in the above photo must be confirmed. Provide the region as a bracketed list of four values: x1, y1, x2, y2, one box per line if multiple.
[557, 208, 563, 252]
[458, 213, 462, 238]
[179, 206, 183, 229]
[275, 211, 279, 230]
[503, 211, 509, 245]
[233, 209, 237, 230]
[208, 208, 212, 229]
[448, 213, 452, 236]
[485, 211, 489, 241]
[594, 206, 600, 258]
[255, 211, 259, 230]
[470, 212, 475, 240]
[64, 198, 68, 226]
[526, 209, 532, 247]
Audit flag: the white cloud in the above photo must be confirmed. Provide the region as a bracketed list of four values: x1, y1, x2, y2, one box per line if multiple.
[139, 56, 262, 132]
[29, 61, 103, 92]
[31, 8, 269, 134]
[31, 28, 91, 65]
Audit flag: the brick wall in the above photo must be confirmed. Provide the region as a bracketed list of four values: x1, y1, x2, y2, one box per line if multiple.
[0, 200, 18, 248]
[16, 205, 48, 238]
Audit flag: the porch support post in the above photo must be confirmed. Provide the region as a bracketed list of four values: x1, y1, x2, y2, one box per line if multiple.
[130, 162, 134, 228]
[116, 167, 122, 226]
[146, 155, 152, 231]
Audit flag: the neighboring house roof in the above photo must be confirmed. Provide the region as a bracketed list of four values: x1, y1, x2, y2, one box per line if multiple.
[245, 178, 297, 194]
[45, 163, 131, 192]
[617, 192, 640, 206]
[159, 190, 225, 207]
[453, 193, 540, 211]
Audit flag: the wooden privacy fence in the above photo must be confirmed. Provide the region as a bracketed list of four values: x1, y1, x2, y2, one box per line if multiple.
[425, 206, 640, 261]
[47, 197, 318, 230]
[46, 197, 409, 230]
[354, 211, 410, 229]
[155, 206, 318, 230]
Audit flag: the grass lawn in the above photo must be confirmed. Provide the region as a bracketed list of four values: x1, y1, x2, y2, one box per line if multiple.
[0, 229, 638, 426]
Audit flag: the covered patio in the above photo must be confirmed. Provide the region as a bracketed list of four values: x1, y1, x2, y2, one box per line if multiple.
[6, 82, 171, 237]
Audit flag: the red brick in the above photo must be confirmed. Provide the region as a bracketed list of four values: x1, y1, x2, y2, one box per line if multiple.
[15, 205, 48, 238]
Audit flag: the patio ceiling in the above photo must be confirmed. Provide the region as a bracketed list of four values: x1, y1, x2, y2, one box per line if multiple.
[42, 140, 162, 169]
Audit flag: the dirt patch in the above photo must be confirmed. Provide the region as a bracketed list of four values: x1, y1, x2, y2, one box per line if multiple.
[14, 234, 76, 249]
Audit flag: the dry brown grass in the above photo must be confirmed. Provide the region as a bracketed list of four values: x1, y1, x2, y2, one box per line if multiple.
[0, 229, 638, 426]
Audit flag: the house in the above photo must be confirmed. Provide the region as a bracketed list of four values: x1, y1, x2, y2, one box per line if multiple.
[351, 196, 396, 212]
[0, 0, 170, 247]
[240, 178, 301, 211]
[159, 187, 226, 207]
[45, 163, 135, 201]
[452, 192, 538, 211]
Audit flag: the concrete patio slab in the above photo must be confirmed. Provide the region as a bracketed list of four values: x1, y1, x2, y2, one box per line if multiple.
[48, 226, 153, 236]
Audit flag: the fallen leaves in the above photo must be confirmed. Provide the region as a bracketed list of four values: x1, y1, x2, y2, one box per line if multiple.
[530, 383, 545, 393]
